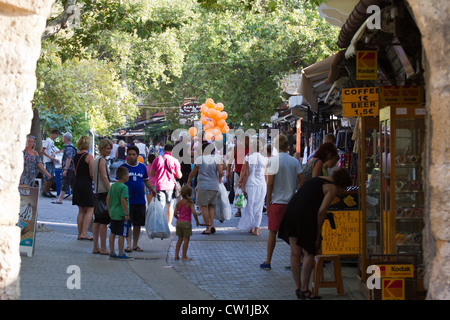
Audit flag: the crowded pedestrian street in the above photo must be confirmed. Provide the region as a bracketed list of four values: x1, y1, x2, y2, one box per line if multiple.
[2, 0, 449, 306]
[19, 193, 364, 302]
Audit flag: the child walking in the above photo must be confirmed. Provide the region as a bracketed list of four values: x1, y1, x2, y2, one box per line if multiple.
[174, 185, 199, 261]
[107, 167, 133, 261]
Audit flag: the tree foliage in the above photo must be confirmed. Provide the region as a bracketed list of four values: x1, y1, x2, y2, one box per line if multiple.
[36, 0, 340, 136]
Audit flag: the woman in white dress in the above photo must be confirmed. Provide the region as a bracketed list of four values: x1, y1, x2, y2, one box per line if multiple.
[237, 138, 268, 235]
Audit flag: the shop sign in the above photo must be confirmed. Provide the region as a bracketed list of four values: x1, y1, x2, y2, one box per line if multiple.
[342, 87, 380, 117]
[379, 264, 414, 278]
[356, 50, 378, 80]
[281, 74, 301, 95]
[380, 86, 424, 105]
[321, 210, 359, 255]
[382, 278, 405, 300]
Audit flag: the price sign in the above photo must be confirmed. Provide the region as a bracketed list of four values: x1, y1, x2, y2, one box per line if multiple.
[342, 87, 380, 117]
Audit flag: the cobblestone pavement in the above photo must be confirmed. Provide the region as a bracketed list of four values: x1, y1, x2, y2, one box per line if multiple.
[18, 193, 364, 301]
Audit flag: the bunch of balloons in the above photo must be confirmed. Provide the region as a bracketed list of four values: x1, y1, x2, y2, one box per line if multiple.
[189, 98, 230, 141]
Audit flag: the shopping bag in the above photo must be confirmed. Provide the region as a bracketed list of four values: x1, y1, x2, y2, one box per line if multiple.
[145, 198, 171, 239]
[215, 183, 232, 222]
[233, 188, 247, 208]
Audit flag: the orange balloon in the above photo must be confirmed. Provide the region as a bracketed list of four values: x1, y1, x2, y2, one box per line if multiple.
[217, 119, 226, 128]
[188, 127, 197, 137]
[205, 130, 214, 141]
[204, 121, 214, 130]
[201, 104, 208, 114]
[215, 134, 223, 141]
[224, 125, 230, 133]
[212, 127, 221, 137]
[205, 98, 214, 105]
[200, 116, 208, 125]
[205, 101, 215, 109]
[221, 111, 228, 120]
[215, 102, 224, 111]
[207, 108, 217, 118]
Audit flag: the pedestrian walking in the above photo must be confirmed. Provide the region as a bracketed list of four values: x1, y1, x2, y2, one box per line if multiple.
[278, 168, 352, 299]
[236, 137, 268, 236]
[53, 132, 77, 204]
[261, 134, 305, 270]
[226, 135, 249, 217]
[40, 129, 60, 197]
[187, 142, 223, 234]
[107, 166, 133, 260]
[174, 185, 200, 261]
[121, 146, 156, 252]
[72, 135, 95, 241]
[150, 143, 182, 231]
[92, 138, 113, 255]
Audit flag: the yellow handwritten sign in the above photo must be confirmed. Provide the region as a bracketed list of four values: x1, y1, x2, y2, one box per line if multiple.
[321, 211, 360, 255]
[342, 87, 380, 117]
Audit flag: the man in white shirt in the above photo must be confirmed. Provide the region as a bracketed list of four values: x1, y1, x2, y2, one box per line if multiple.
[135, 138, 148, 161]
[261, 134, 305, 270]
[41, 129, 60, 197]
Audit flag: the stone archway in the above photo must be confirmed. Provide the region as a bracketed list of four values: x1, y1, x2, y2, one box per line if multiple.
[406, 0, 450, 300]
[0, 0, 54, 299]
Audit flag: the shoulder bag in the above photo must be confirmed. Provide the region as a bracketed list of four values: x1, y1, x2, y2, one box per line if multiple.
[93, 157, 110, 222]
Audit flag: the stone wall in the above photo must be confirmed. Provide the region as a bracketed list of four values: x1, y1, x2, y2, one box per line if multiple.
[407, 0, 450, 299]
[0, 0, 53, 299]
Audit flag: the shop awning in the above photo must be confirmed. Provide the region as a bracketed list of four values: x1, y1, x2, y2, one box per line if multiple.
[298, 53, 337, 113]
[318, 0, 359, 27]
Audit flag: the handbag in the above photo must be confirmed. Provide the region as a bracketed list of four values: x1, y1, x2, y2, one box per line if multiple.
[93, 157, 110, 220]
[163, 155, 181, 198]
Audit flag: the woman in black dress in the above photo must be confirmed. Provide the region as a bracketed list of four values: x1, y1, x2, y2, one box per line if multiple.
[278, 168, 352, 299]
[73, 136, 95, 240]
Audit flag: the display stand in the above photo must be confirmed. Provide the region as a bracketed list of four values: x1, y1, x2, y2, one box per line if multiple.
[18, 186, 39, 257]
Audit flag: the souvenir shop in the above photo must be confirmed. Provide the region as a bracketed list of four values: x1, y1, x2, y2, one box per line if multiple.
[279, 0, 427, 300]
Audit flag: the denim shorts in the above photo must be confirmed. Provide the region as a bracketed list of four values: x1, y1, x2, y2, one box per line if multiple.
[157, 190, 174, 206]
[44, 162, 55, 181]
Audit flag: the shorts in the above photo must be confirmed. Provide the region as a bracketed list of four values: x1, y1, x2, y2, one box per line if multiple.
[110, 219, 130, 237]
[44, 162, 55, 181]
[196, 189, 218, 206]
[157, 190, 174, 206]
[176, 220, 192, 238]
[129, 204, 146, 226]
[61, 170, 75, 192]
[267, 203, 287, 232]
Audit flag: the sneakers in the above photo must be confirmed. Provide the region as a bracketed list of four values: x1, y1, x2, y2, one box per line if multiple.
[260, 262, 271, 270]
[110, 253, 134, 261]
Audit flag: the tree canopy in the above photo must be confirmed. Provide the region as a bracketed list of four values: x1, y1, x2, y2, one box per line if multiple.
[35, 0, 340, 137]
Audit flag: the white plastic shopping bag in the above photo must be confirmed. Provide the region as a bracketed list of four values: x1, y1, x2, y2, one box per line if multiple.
[215, 183, 231, 222]
[145, 198, 170, 239]
[233, 188, 247, 208]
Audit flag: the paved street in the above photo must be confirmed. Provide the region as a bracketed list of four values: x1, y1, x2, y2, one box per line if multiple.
[19, 192, 365, 302]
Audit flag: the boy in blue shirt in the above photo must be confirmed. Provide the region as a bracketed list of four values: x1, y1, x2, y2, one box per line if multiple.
[107, 166, 133, 260]
[120, 146, 156, 252]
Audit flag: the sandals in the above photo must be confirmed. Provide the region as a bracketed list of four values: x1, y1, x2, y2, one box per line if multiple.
[296, 289, 322, 300]
[133, 247, 144, 252]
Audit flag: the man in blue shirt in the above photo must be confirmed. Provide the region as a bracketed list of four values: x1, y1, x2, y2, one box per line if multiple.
[121, 146, 156, 252]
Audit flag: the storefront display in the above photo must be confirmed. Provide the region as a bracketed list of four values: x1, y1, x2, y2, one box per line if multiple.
[379, 104, 426, 298]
